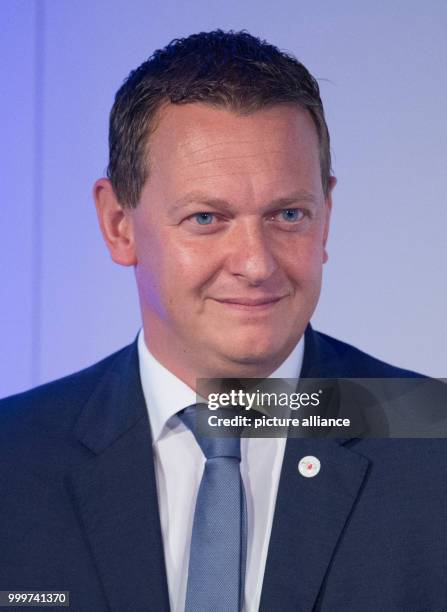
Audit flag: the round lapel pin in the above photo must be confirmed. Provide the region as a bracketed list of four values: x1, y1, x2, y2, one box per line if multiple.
[298, 455, 321, 477]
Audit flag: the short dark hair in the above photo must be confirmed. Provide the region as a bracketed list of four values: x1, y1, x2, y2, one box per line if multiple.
[107, 29, 331, 208]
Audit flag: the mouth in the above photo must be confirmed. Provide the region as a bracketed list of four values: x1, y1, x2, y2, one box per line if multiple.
[212, 296, 285, 312]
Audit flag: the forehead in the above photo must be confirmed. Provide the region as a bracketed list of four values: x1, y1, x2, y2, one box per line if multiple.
[144, 102, 322, 201]
[149, 102, 318, 159]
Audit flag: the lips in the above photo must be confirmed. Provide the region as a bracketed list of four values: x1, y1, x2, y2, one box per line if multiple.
[211, 296, 285, 311]
[216, 297, 283, 306]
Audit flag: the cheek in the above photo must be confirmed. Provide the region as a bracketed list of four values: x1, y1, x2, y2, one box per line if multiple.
[168, 239, 206, 272]
[166, 239, 217, 292]
[137, 234, 217, 306]
[282, 238, 325, 283]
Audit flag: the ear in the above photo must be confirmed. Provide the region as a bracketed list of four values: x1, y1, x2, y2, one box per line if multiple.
[322, 175, 336, 264]
[93, 178, 137, 266]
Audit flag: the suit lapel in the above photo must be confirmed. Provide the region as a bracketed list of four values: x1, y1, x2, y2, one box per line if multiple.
[259, 326, 371, 612]
[67, 340, 170, 612]
[259, 437, 369, 612]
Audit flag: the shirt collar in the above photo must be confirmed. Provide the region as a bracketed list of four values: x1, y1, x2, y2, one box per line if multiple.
[137, 328, 305, 443]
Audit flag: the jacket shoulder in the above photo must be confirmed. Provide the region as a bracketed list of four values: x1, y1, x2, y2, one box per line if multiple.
[0, 343, 133, 434]
[313, 330, 424, 378]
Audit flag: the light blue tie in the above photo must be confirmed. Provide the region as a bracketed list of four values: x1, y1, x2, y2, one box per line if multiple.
[179, 404, 247, 612]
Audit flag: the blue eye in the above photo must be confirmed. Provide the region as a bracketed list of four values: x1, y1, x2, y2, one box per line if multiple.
[281, 209, 302, 222]
[194, 212, 214, 225]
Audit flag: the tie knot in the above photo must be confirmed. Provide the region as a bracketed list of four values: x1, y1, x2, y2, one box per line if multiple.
[178, 404, 242, 461]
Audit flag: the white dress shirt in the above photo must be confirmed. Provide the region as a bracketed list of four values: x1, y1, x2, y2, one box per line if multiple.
[137, 329, 304, 612]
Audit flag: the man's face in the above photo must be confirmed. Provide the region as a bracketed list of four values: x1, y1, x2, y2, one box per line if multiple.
[128, 103, 334, 380]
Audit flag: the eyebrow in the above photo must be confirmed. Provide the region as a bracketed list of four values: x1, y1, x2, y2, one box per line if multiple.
[171, 189, 318, 212]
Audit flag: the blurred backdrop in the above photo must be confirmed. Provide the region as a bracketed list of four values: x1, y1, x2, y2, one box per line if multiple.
[1, 0, 446, 397]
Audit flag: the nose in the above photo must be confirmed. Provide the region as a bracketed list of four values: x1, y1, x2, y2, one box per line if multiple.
[226, 218, 278, 285]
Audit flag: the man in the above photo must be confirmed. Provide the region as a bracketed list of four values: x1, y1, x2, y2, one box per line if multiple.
[1, 30, 446, 612]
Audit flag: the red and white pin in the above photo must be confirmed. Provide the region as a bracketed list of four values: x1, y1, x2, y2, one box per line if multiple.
[298, 455, 321, 478]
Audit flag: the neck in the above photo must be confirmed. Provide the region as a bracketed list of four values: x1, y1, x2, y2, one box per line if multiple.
[142, 328, 286, 392]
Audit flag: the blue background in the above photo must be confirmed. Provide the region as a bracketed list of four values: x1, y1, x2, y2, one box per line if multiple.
[1, 0, 446, 397]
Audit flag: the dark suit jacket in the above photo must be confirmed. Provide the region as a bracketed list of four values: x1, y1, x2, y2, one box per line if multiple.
[1, 326, 446, 611]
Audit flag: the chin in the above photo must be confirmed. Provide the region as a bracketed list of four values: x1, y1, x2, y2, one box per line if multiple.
[218, 336, 288, 369]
